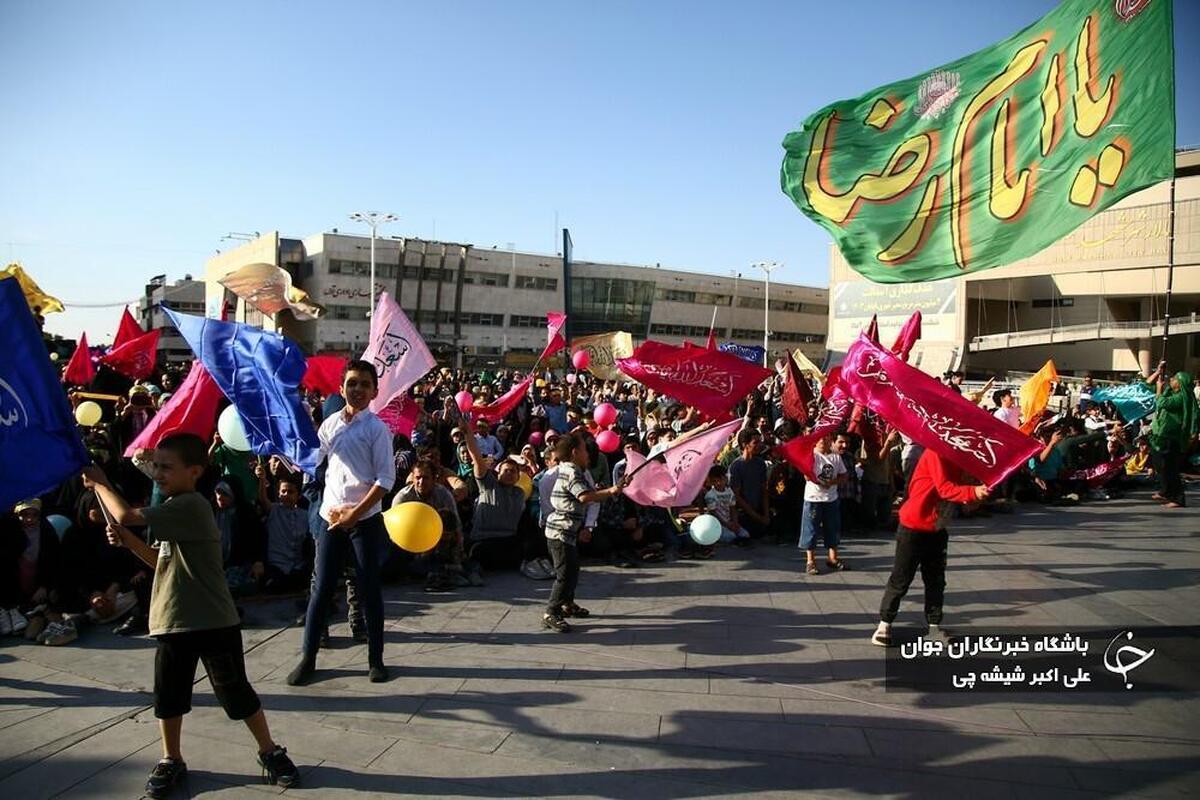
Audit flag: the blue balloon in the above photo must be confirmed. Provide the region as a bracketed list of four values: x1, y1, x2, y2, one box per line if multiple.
[689, 513, 722, 546]
[46, 514, 72, 540]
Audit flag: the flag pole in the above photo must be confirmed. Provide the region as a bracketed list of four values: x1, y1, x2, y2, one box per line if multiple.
[1159, 175, 1177, 369]
[708, 305, 718, 338]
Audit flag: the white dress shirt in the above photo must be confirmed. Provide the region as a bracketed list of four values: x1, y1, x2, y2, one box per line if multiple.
[318, 408, 396, 522]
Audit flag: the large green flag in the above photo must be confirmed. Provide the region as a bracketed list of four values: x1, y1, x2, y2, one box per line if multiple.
[781, 0, 1174, 284]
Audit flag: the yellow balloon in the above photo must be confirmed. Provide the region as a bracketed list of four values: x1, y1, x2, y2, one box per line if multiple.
[75, 401, 102, 427]
[535, 378, 547, 388]
[383, 501, 443, 553]
[515, 472, 533, 500]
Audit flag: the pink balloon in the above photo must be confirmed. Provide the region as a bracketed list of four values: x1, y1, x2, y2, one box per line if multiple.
[528, 431, 544, 446]
[572, 350, 591, 370]
[455, 390, 474, 413]
[565, 373, 577, 385]
[596, 430, 620, 453]
[594, 402, 617, 427]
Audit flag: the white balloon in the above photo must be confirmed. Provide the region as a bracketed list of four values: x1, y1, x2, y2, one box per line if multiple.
[689, 514, 722, 546]
[217, 405, 252, 451]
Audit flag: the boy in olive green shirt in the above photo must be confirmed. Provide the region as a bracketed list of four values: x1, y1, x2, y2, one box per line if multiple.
[86, 433, 299, 799]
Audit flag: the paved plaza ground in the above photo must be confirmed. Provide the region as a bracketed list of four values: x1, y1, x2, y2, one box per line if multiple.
[1, 491, 1198, 798]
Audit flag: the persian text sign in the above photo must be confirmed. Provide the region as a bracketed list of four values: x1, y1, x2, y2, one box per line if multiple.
[781, 0, 1174, 283]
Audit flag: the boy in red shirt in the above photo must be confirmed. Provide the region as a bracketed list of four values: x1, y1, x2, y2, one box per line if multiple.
[871, 449, 989, 646]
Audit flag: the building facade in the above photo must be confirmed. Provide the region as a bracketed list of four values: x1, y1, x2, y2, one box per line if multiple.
[135, 274, 205, 363]
[826, 149, 1200, 379]
[205, 232, 829, 369]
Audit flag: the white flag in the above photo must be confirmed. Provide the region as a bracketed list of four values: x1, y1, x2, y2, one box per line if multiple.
[361, 291, 436, 413]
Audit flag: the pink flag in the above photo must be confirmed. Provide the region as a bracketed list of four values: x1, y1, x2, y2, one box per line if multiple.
[473, 376, 533, 424]
[890, 311, 922, 363]
[302, 354, 348, 396]
[362, 291, 436, 413]
[63, 332, 95, 385]
[376, 394, 422, 437]
[616, 341, 771, 419]
[839, 334, 1041, 488]
[100, 329, 160, 380]
[123, 361, 223, 456]
[538, 312, 568, 361]
[113, 308, 144, 349]
[623, 419, 741, 508]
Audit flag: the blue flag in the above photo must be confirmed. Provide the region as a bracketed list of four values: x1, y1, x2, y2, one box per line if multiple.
[0, 278, 89, 510]
[165, 309, 320, 475]
[1092, 382, 1157, 425]
[718, 342, 766, 365]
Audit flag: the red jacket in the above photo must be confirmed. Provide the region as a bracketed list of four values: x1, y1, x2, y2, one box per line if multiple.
[898, 450, 980, 532]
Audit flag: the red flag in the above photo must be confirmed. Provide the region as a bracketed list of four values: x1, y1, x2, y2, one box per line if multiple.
[777, 389, 851, 480]
[377, 394, 422, 437]
[865, 315, 879, 343]
[1065, 455, 1129, 489]
[473, 376, 533, 424]
[538, 312, 567, 361]
[123, 361, 223, 456]
[113, 308, 144, 349]
[781, 353, 813, 423]
[100, 329, 160, 380]
[63, 332, 95, 385]
[616, 341, 771, 419]
[890, 311, 922, 363]
[821, 366, 843, 400]
[839, 334, 1041, 489]
[302, 354, 348, 396]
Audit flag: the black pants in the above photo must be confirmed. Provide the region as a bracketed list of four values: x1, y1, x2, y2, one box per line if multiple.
[879, 527, 948, 625]
[546, 539, 580, 615]
[303, 514, 386, 665]
[1155, 444, 1187, 506]
[154, 625, 260, 720]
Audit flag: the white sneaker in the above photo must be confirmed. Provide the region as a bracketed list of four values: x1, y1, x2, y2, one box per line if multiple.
[0, 609, 12, 636]
[38, 622, 65, 644]
[43, 620, 78, 646]
[8, 609, 28, 634]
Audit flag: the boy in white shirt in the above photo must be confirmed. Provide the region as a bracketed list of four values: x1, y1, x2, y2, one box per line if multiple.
[801, 434, 848, 575]
[703, 465, 749, 545]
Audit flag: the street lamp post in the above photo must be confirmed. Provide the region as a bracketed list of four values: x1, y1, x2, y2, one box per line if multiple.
[752, 261, 781, 367]
[349, 211, 399, 315]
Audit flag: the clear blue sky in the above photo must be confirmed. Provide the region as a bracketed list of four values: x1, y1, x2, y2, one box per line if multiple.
[2, 0, 1196, 342]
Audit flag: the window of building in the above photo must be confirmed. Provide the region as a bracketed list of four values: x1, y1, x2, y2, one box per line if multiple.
[327, 304, 365, 320]
[769, 299, 803, 313]
[514, 275, 558, 291]
[568, 276, 656, 337]
[693, 292, 731, 306]
[736, 296, 760, 308]
[771, 331, 826, 344]
[649, 323, 722, 337]
[508, 314, 545, 328]
[463, 270, 509, 287]
[460, 312, 505, 326]
[1032, 298, 1074, 308]
[655, 288, 695, 303]
[730, 327, 764, 339]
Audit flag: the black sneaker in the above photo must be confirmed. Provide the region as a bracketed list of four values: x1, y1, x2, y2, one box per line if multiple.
[542, 613, 571, 633]
[286, 656, 315, 686]
[145, 757, 187, 798]
[368, 663, 389, 683]
[113, 614, 148, 636]
[258, 745, 299, 788]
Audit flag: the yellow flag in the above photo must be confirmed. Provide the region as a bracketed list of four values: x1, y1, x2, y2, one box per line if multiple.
[1019, 359, 1058, 434]
[790, 349, 825, 382]
[1, 264, 64, 315]
[571, 331, 634, 381]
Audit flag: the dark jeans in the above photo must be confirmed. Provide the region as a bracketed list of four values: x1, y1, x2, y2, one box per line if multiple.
[860, 482, 892, 529]
[545, 538, 580, 615]
[879, 527, 948, 625]
[1155, 444, 1187, 506]
[303, 513, 386, 665]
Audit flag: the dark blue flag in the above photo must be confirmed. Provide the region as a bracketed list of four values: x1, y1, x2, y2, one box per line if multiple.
[718, 342, 766, 365]
[165, 309, 320, 475]
[0, 278, 89, 510]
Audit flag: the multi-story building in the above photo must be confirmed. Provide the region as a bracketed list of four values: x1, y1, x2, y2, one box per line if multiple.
[136, 274, 205, 363]
[204, 232, 829, 369]
[826, 148, 1200, 379]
